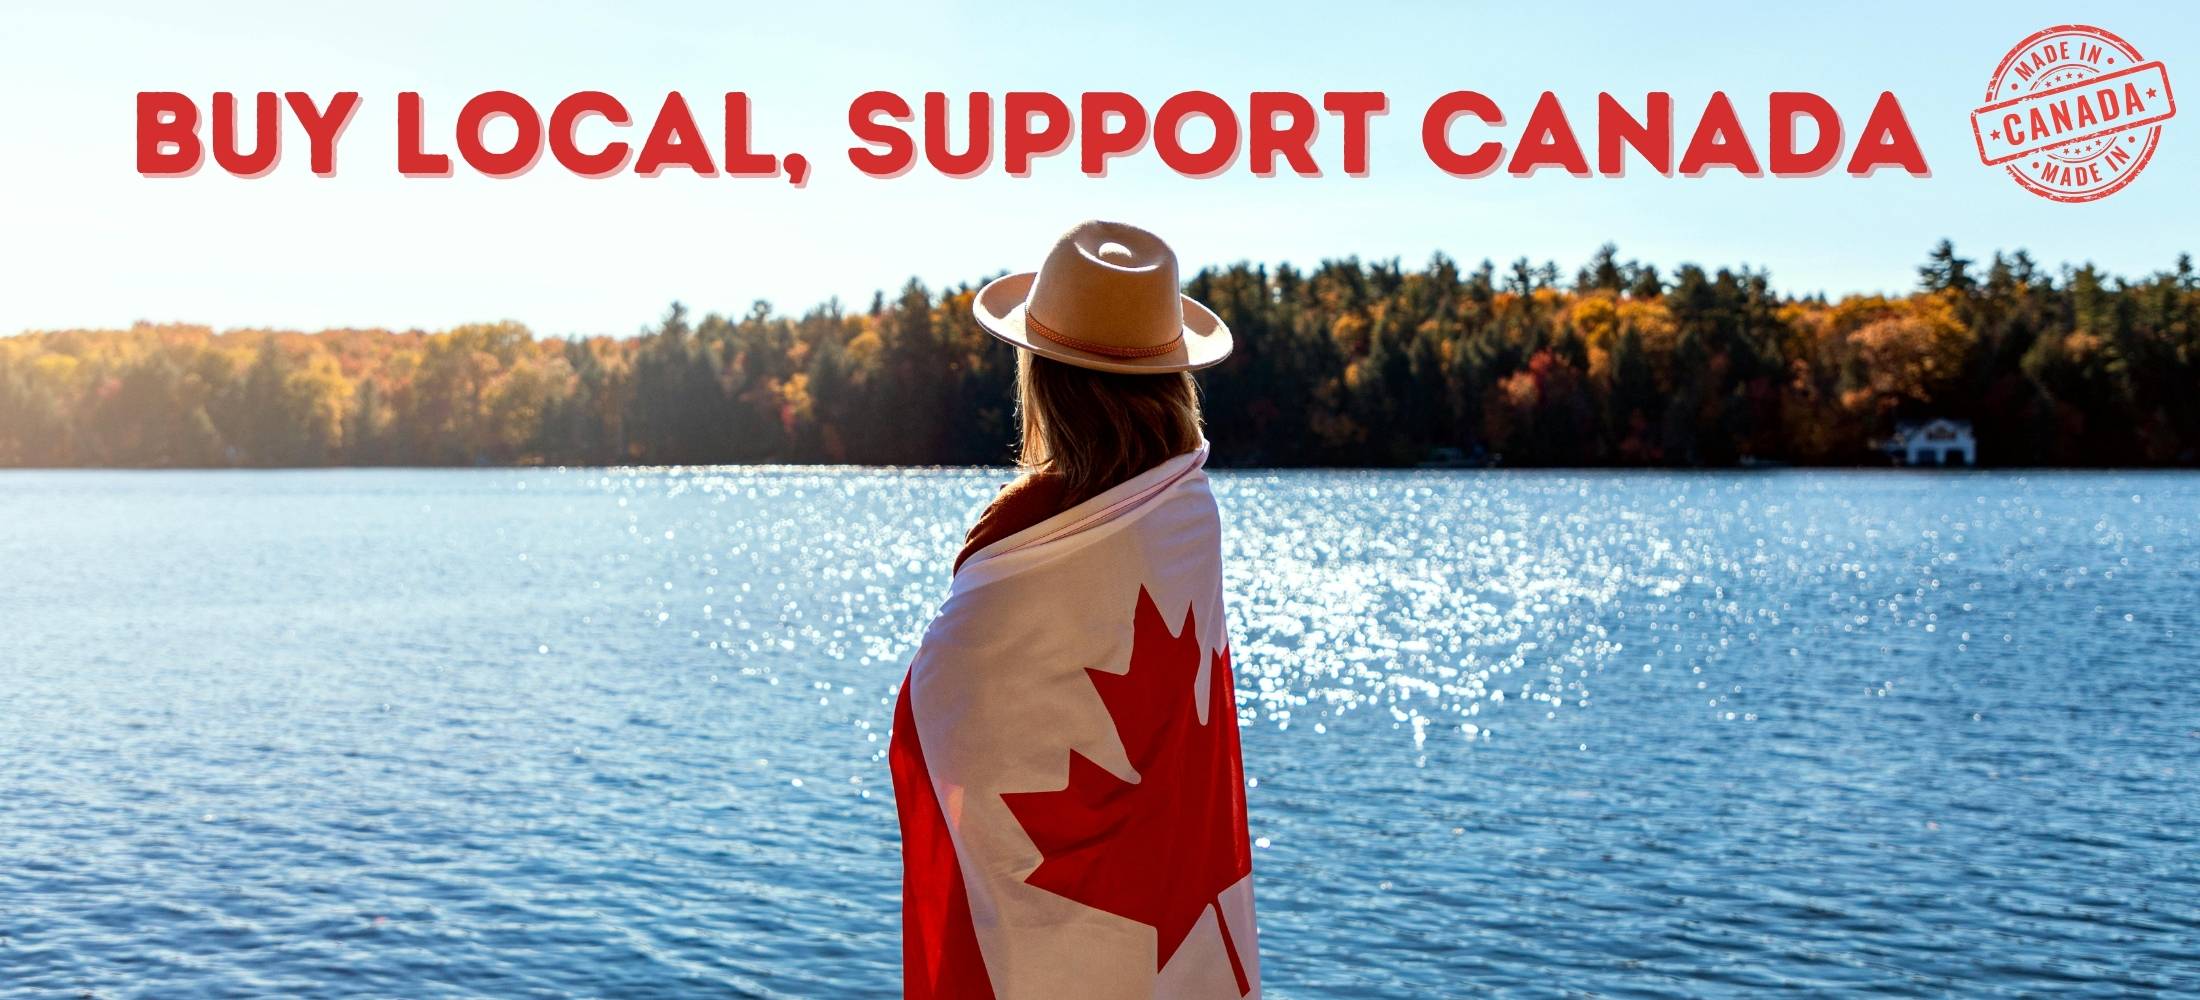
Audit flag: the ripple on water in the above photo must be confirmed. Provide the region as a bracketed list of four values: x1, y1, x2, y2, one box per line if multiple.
[0, 468, 2195, 996]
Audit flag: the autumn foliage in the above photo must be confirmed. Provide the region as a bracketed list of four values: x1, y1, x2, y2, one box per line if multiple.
[2, 242, 2195, 467]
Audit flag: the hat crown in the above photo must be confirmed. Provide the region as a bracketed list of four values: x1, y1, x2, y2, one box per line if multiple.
[1024, 221, 1184, 353]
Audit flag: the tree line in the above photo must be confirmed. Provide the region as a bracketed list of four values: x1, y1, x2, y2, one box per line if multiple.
[3, 242, 2195, 468]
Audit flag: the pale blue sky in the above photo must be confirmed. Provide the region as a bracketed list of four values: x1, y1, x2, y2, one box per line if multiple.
[2, 0, 2193, 336]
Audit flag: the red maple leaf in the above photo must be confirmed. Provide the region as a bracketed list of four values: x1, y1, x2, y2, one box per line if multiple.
[1001, 587, 1253, 995]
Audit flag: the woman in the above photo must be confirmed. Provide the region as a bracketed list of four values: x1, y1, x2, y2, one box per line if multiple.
[890, 221, 1260, 999]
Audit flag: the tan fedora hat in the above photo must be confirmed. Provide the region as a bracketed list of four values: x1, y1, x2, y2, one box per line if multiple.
[973, 220, 1232, 374]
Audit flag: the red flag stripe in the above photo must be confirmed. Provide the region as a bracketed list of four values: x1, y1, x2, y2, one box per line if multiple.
[891, 672, 998, 999]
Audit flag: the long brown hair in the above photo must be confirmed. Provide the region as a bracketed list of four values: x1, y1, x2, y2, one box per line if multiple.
[1015, 353, 1203, 507]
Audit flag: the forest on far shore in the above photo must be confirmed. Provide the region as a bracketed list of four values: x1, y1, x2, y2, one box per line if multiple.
[3, 242, 2195, 469]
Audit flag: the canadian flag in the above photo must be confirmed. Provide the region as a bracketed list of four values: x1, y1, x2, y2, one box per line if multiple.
[892, 446, 1260, 999]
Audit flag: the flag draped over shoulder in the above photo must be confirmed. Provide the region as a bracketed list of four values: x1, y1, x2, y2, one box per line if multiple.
[892, 446, 1259, 999]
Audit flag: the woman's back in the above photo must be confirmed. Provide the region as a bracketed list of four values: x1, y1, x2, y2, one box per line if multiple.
[955, 472, 1068, 574]
[895, 449, 1252, 999]
[894, 219, 1253, 998]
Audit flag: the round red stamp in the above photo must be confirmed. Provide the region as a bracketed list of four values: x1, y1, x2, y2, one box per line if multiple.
[1970, 24, 2176, 202]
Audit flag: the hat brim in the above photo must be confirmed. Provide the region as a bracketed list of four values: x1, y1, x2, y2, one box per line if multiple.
[972, 272, 1233, 374]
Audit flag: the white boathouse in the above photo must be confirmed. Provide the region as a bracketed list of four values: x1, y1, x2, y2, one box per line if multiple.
[1884, 419, 1977, 466]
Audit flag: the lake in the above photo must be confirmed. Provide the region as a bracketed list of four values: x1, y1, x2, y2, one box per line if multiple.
[1, 468, 2195, 997]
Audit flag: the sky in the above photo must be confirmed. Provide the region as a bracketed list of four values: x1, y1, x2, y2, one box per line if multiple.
[2, 0, 2194, 337]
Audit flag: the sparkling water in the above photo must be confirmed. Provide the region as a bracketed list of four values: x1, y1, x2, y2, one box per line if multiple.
[2, 469, 2195, 996]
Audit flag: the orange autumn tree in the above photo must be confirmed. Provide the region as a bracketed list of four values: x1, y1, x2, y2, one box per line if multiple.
[2, 244, 2196, 468]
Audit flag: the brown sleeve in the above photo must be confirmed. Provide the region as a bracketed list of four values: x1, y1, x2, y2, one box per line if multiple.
[954, 473, 1067, 574]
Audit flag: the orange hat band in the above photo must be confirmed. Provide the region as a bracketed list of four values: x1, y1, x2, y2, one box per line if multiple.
[1023, 310, 1185, 360]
